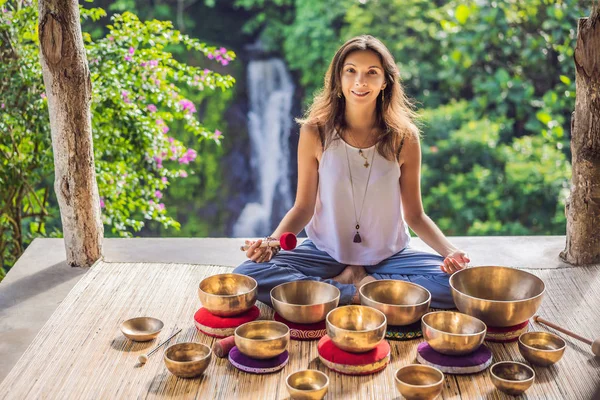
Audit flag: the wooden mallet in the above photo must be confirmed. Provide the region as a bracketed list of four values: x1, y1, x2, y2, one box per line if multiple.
[534, 315, 600, 357]
[240, 232, 297, 252]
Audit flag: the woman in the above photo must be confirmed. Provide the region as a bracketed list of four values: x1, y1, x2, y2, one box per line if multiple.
[234, 35, 469, 309]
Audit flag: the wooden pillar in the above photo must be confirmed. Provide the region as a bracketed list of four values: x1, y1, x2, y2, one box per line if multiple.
[561, 2, 600, 265]
[38, 0, 103, 267]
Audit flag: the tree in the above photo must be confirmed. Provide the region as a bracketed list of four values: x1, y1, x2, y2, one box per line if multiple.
[38, 0, 103, 267]
[561, 2, 600, 265]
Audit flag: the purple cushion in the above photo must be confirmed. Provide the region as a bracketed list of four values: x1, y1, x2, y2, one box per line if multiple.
[417, 342, 493, 374]
[228, 346, 289, 374]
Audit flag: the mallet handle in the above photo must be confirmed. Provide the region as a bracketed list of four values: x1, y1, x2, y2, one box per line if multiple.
[534, 315, 592, 345]
[240, 240, 279, 251]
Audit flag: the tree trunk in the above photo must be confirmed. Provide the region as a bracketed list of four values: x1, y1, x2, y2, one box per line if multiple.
[561, 4, 600, 266]
[38, 0, 103, 267]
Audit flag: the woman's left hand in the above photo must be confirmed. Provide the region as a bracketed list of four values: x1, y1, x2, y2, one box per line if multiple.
[441, 250, 470, 274]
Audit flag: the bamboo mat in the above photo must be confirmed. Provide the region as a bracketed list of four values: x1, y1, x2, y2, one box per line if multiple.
[0, 262, 598, 400]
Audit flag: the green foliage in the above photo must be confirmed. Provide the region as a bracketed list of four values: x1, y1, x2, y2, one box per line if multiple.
[0, 1, 235, 277]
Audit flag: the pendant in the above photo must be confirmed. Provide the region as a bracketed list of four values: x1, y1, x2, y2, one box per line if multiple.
[364, 161, 370, 168]
[353, 232, 362, 243]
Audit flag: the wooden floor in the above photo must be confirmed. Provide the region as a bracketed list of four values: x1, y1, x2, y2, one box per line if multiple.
[0, 262, 598, 399]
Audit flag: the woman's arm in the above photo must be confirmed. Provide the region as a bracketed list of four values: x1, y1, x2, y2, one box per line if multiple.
[270, 124, 321, 239]
[399, 133, 469, 272]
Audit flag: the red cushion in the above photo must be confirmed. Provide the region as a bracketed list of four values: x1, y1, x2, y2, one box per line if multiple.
[318, 335, 390, 366]
[194, 306, 260, 329]
[274, 313, 327, 341]
[486, 320, 529, 343]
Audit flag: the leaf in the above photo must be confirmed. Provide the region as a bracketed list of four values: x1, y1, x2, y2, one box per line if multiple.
[559, 75, 570, 85]
[455, 4, 470, 25]
[536, 111, 552, 125]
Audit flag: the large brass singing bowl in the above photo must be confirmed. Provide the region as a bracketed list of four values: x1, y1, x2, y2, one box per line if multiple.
[518, 331, 566, 367]
[198, 273, 257, 317]
[326, 305, 386, 353]
[271, 281, 340, 324]
[234, 320, 290, 359]
[285, 369, 329, 400]
[421, 311, 486, 356]
[450, 266, 545, 327]
[394, 365, 444, 400]
[164, 342, 212, 378]
[120, 317, 164, 342]
[359, 280, 431, 326]
[490, 361, 535, 396]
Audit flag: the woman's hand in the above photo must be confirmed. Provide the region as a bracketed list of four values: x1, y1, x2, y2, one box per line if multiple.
[441, 249, 470, 274]
[245, 239, 275, 263]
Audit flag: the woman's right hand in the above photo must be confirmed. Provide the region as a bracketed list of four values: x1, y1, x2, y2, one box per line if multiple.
[245, 239, 274, 263]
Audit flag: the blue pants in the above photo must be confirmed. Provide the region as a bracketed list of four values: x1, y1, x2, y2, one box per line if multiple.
[233, 239, 454, 309]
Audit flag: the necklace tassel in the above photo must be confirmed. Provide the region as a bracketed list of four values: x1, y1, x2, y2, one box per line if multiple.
[353, 232, 362, 243]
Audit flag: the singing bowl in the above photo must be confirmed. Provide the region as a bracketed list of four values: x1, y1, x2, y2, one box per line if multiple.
[490, 361, 535, 396]
[198, 273, 257, 317]
[421, 311, 486, 356]
[163, 342, 212, 378]
[359, 279, 431, 326]
[450, 266, 545, 327]
[326, 305, 387, 353]
[394, 365, 444, 400]
[285, 369, 329, 400]
[120, 317, 164, 342]
[234, 320, 290, 359]
[518, 331, 566, 366]
[271, 281, 340, 324]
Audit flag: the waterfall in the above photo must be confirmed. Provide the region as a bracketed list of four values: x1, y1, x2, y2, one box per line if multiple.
[232, 58, 294, 237]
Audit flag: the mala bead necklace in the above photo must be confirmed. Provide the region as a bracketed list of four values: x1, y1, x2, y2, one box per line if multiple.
[344, 138, 376, 243]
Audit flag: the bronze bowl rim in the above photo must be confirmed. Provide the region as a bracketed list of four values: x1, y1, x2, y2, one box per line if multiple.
[198, 273, 258, 299]
[421, 311, 487, 337]
[285, 369, 330, 392]
[449, 266, 546, 304]
[234, 320, 291, 342]
[270, 280, 341, 306]
[394, 364, 444, 388]
[518, 331, 567, 353]
[326, 305, 387, 333]
[359, 279, 431, 308]
[164, 342, 212, 364]
[120, 317, 164, 335]
[490, 361, 535, 384]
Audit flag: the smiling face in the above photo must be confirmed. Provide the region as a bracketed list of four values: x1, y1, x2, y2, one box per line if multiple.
[340, 49, 387, 106]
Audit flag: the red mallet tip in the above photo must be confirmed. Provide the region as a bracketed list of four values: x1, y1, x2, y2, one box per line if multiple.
[279, 232, 297, 251]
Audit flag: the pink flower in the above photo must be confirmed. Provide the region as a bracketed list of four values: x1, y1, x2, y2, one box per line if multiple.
[179, 99, 196, 114]
[41, 93, 46, 99]
[222, 60, 229, 66]
[180, 171, 188, 178]
[158, 203, 165, 211]
[430, 146, 439, 153]
[147, 104, 157, 112]
[121, 90, 131, 104]
[155, 190, 163, 199]
[100, 198, 105, 208]
[214, 129, 222, 139]
[203, 69, 210, 74]
[108, 36, 114, 41]
[186, 149, 197, 161]
[207, 53, 214, 59]
[129, 47, 135, 55]
[178, 156, 190, 165]
[220, 47, 227, 54]
[168, 137, 174, 143]
[161, 177, 168, 184]
[149, 60, 159, 67]
[124, 55, 132, 62]
[1, 103, 5, 109]
[162, 126, 169, 134]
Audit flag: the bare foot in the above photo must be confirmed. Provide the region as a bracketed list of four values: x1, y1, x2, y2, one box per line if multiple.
[332, 265, 367, 285]
[351, 275, 376, 304]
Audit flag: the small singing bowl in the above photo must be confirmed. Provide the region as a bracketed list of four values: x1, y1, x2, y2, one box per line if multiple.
[120, 317, 164, 342]
[490, 361, 535, 396]
[359, 280, 431, 326]
[421, 311, 487, 356]
[285, 369, 329, 400]
[326, 305, 387, 353]
[234, 320, 290, 359]
[198, 273, 257, 317]
[395, 365, 444, 400]
[271, 281, 340, 324]
[163, 342, 212, 378]
[518, 331, 566, 367]
[450, 266, 545, 327]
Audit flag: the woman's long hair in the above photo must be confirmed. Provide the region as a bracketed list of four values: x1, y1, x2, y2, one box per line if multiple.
[297, 35, 419, 161]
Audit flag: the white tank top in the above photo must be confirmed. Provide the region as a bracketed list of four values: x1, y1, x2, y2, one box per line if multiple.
[305, 137, 411, 265]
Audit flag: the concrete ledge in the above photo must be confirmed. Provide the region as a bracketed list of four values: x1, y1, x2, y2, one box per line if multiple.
[0, 236, 579, 382]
